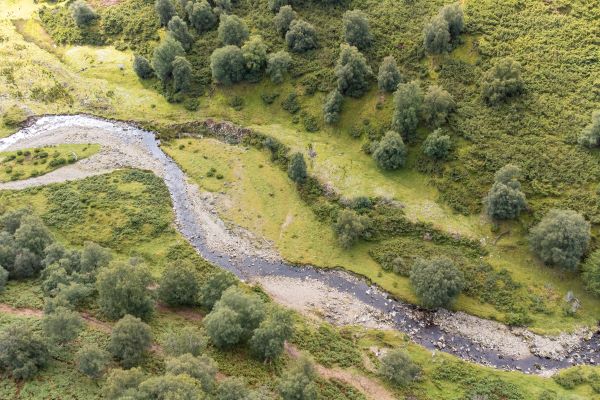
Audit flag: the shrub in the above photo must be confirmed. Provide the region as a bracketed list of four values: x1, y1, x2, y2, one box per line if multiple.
[199, 270, 237, 310]
[210, 45, 245, 85]
[213, 0, 232, 13]
[281, 92, 301, 114]
[0, 324, 49, 380]
[138, 374, 201, 399]
[392, 81, 423, 141]
[76, 345, 110, 379]
[2, 105, 28, 128]
[582, 249, 600, 296]
[172, 56, 193, 92]
[71, 0, 97, 27]
[164, 326, 208, 357]
[423, 15, 450, 54]
[439, 3, 464, 39]
[342, 9, 372, 50]
[158, 261, 200, 306]
[152, 36, 185, 82]
[553, 367, 587, 389]
[267, 51, 292, 84]
[80, 241, 112, 274]
[42, 306, 84, 344]
[481, 58, 524, 105]
[529, 209, 590, 270]
[333, 209, 371, 249]
[422, 85, 455, 127]
[0, 266, 7, 292]
[286, 20, 318, 53]
[155, 0, 175, 26]
[274, 5, 296, 36]
[218, 14, 249, 46]
[323, 89, 343, 124]
[103, 368, 146, 399]
[373, 131, 407, 170]
[279, 356, 318, 400]
[166, 354, 217, 392]
[409, 257, 464, 309]
[187, 0, 217, 34]
[379, 349, 421, 387]
[484, 164, 527, 220]
[422, 129, 451, 160]
[378, 56, 401, 92]
[242, 36, 268, 82]
[217, 377, 250, 400]
[249, 309, 294, 362]
[287, 152, 307, 183]
[335, 44, 372, 98]
[269, 0, 292, 12]
[168, 16, 194, 51]
[109, 315, 153, 368]
[578, 110, 600, 148]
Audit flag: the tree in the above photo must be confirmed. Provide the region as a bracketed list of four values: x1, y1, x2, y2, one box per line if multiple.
[0, 266, 7, 292]
[286, 20, 318, 53]
[582, 250, 600, 296]
[168, 16, 194, 51]
[217, 377, 250, 400]
[422, 129, 451, 160]
[423, 15, 450, 55]
[155, 0, 176, 26]
[373, 131, 407, 170]
[279, 356, 318, 400]
[213, 0, 232, 13]
[210, 45, 246, 85]
[187, 0, 217, 34]
[266, 51, 292, 84]
[71, 0, 97, 27]
[481, 58, 524, 105]
[172, 56, 193, 92]
[0, 208, 28, 234]
[134, 55, 154, 79]
[158, 261, 200, 306]
[76, 345, 110, 380]
[249, 309, 293, 362]
[422, 85, 455, 127]
[103, 368, 146, 400]
[378, 56, 401, 92]
[152, 36, 185, 82]
[199, 270, 237, 310]
[218, 14, 249, 46]
[138, 374, 202, 399]
[529, 210, 590, 270]
[242, 36, 268, 82]
[43, 306, 84, 344]
[392, 81, 423, 141]
[166, 354, 217, 392]
[439, 3, 464, 39]
[109, 315, 153, 368]
[333, 209, 371, 249]
[164, 326, 208, 357]
[269, 0, 292, 13]
[287, 152, 307, 183]
[80, 242, 112, 274]
[335, 44, 372, 98]
[578, 110, 600, 148]
[409, 257, 464, 309]
[204, 306, 245, 349]
[343, 10, 372, 50]
[323, 89, 343, 124]
[96, 262, 154, 321]
[273, 5, 296, 36]
[485, 164, 527, 220]
[14, 215, 52, 258]
[379, 349, 421, 387]
[0, 324, 49, 380]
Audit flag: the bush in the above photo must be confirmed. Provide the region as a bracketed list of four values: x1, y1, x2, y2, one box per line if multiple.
[422, 85, 455, 127]
[578, 110, 600, 148]
[333, 209, 371, 249]
[481, 58, 524, 105]
[76, 345, 110, 379]
[217, 377, 250, 400]
[109, 315, 153, 368]
[138, 374, 201, 399]
[199, 270, 237, 310]
[286, 20, 318, 53]
[71, 0, 97, 27]
[379, 349, 421, 387]
[392, 81, 423, 141]
[249, 309, 294, 362]
[484, 164, 527, 220]
[373, 131, 407, 170]
[187, 0, 217, 34]
[287, 152, 307, 183]
[335, 44, 372, 98]
[218, 14, 249, 46]
[273, 5, 296, 36]
[529, 209, 590, 270]
[172, 56, 193, 92]
[152, 36, 185, 82]
[342, 9, 372, 50]
[166, 353, 217, 392]
[269, 0, 292, 12]
[582, 249, 600, 296]
[80, 241, 112, 274]
[378, 56, 401, 92]
[103, 368, 146, 399]
[422, 129, 451, 160]
[155, 0, 175, 26]
[242, 36, 268, 82]
[2, 105, 28, 128]
[423, 15, 450, 54]
[409, 257, 464, 309]
[439, 3, 464, 39]
[323, 89, 343, 124]
[43, 306, 84, 344]
[553, 367, 587, 389]
[0, 266, 7, 292]
[164, 326, 208, 357]
[168, 16, 194, 51]
[0, 324, 49, 380]
[279, 356, 318, 400]
[210, 45, 245, 85]
[158, 261, 200, 306]
[266, 51, 292, 84]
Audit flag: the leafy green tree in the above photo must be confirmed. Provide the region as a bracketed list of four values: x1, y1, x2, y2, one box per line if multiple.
[71, 0, 97, 27]
[373, 131, 407, 170]
[343, 9, 372, 50]
[210, 45, 246, 85]
[0, 208, 28, 234]
[578, 110, 600, 148]
[287, 152, 307, 183]
[286, 20, 318, 53]
[379, 349, 421, 387]
[172, 56, 193, 92]
[335, 44, 372, 98]
[378, 56, 401, 92]
[80, 241, 112, 274]
[164, 326, 208, 357]
[134, 55, 155, 79]
[199, 270, 237, 310]
[242, 36, 268, 82]
[423, 15, 450, 54]
[0, 324, 49, 380]
[152, 36, 185, 82]
[323, 89, 343, 124]
[485, 164, 527, 220]
[392, 81, 423, 141]
[218, 14, 249, 46]
[158, 261, 200, 306]
[96, 262, 154, 321]
[187, 0, 217, 33]
[53, 282, 94, 309]
[138, 374, 202, 399]
[214, 0, 232, 13]
[422, 85, 455, 127]
[214, 286, 266, 335]
[109, 315, 153, 368]
[582, 250, 600, 297]
[155, 0, 176, 26]
[481, 58, 524, 105]
[43, 306, 84, 344]
[439, 3, 464, 39]
[168, 16, 194, 51]
[422, 129, 451, 160]
[273, 5, 296, 36]
[279, 356, 318, 400]
[409, 257, 464, 309]
[266, 51, 292, 84]
[529, 210, 590, 270]
[12, 248, 41, 279]
[334, 209, 371, 249]
[103, 368, 146, 400]
[249, 309, 293, 362]
[76, 345, 110, 380]
[14, 215, 52, 258]
[269, 0, 292, 12]
[166, 354, 217, 392]
[0, 266, 7, 292]
[204, 306, 245, 349]
[217, 377, 250, 400]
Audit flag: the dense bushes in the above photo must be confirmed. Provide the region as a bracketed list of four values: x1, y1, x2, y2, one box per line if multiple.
[286, 20, 318, 53]
[0, 325, 49, 380]
[71, 0, 97, 27]
[423, 3, 463, 54]
[333, 209, 371, 249]
[422, 85, 455, 127]
[481, 58, 524, 105]
[379, 350, 421, 387]
[274, 5, 296, 36]
[410, 257, 464, 309]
